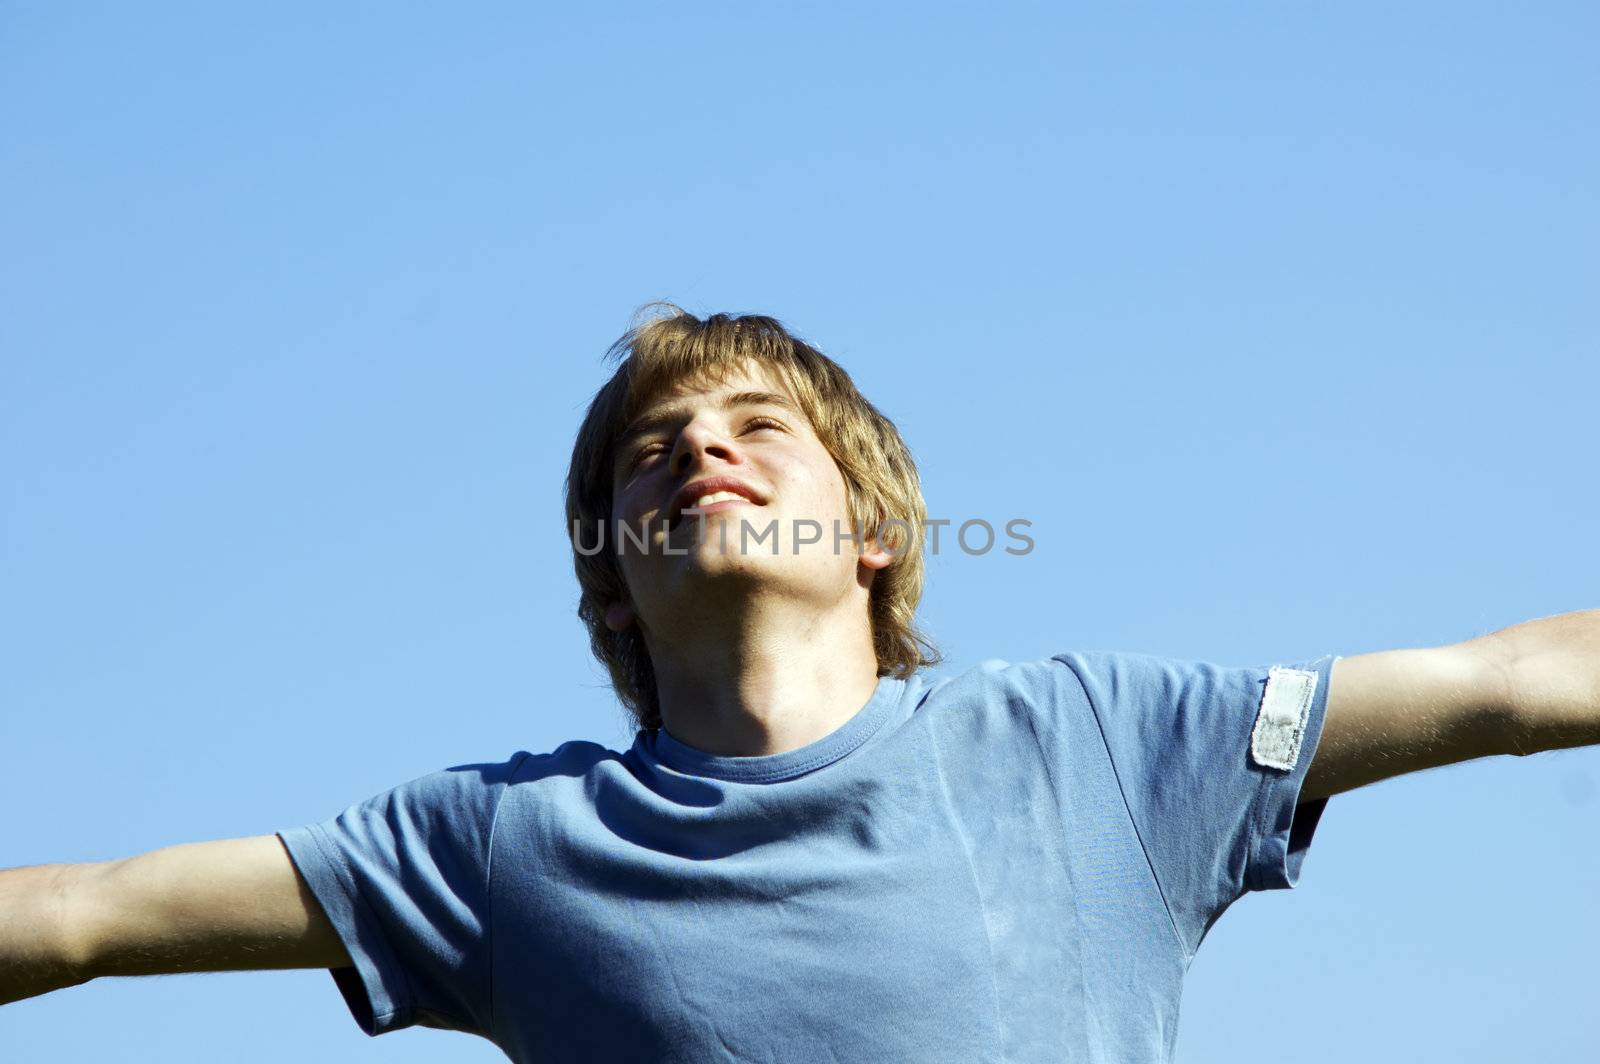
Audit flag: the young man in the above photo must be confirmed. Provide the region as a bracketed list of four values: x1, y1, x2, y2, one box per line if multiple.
[3, 306, 1597, 1062]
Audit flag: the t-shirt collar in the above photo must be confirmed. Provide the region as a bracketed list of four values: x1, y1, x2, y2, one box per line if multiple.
[634, 673, 907, 784]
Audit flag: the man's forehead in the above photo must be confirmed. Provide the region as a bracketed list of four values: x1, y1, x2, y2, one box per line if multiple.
[624, 363, 801, 432]
[650, 361, 791, 405]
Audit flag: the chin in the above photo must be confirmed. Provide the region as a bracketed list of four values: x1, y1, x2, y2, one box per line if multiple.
[667, 512, 769, 557]
[679, 531, 773, 576]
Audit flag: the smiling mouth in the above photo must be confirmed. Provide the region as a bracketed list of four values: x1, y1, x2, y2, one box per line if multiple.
[669, 498, 756, 532]
[668, 489, 760, 530]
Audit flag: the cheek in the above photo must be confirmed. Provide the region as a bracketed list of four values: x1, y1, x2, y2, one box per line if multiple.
[612, 488, 637, 523]
[785, 448, 847, 503]
[613, 478, 658, 523]
[789, 461, 857, 546]
[818, 459, 853, 514]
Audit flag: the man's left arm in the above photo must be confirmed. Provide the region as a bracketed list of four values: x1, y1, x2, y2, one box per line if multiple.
[1302, 608, 1600, 802]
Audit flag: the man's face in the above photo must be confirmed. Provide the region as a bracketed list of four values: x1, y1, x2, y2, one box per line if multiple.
[603, 361, 883, 634]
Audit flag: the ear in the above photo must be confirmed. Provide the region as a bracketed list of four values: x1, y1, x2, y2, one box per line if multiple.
[603, 600, 637, 632]
[857, 534, 896, 573]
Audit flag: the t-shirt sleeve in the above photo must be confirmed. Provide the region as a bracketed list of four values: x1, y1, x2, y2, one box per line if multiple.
[1052, 651, 1339, 959]
[275, 753, 529, 1037]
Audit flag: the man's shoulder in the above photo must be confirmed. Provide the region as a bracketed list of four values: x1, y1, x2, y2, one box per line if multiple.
[928, 652, 1096, 699]
[908, 654, 1099, 734]
[510, 739, 626, 781]
[373, 742, 626, 809]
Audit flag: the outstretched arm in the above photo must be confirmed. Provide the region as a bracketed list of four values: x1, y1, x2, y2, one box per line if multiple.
[0, 863, 93, 1005]
[1302, 608, 1600, 802]
[1, 835, 350, 1007]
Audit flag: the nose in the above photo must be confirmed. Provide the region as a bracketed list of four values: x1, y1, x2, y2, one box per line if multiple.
[669, 417, 745, 478]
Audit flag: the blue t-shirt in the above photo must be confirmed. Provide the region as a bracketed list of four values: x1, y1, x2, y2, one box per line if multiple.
[277, 651, 1337, 1063]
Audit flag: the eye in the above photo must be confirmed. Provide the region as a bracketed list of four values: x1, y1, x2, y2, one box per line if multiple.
[628, 417, 785, 471]
[630, 442, 667, 468]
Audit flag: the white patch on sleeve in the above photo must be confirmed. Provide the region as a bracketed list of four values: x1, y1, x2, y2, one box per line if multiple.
[1250, 666, 1318, 771]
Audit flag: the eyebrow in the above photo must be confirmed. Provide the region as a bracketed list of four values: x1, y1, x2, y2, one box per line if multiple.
[614, 390, 801, 466]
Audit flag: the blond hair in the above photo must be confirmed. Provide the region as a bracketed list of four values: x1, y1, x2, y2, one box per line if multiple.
[565, 303, 942, 732]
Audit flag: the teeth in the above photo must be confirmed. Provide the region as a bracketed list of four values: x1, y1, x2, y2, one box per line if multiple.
[691, 490, 748, 508]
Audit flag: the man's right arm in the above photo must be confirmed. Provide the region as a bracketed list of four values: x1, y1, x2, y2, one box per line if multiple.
[1, 834, 351, 1007]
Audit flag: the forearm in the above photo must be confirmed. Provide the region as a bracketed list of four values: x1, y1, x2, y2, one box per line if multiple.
[1488, 608, 1600, 755]
[0, 862, 95, 1006]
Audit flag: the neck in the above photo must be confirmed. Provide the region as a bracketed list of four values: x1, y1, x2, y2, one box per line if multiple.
[646, 591, 883, 758]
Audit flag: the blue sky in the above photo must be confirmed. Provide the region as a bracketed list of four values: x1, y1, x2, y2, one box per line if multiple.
[3, 3, 1597, 1061]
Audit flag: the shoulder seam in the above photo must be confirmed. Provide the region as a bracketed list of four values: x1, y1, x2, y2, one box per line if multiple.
[1049, 653, 1194, 963]
[484, 750, 534, 1036]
